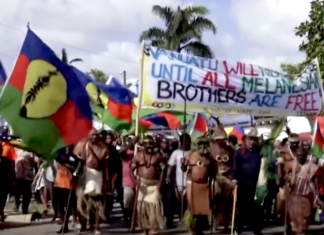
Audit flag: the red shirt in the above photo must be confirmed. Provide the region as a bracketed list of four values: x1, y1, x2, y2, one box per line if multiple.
[121, 149, 135, 188]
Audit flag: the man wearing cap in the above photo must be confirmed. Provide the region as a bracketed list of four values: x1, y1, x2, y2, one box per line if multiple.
[210, 121, 235, 232]
[130, 135, 166, 235]
[182, 136, 217, 235]
[289, 133, 311, 166]
[232, 127, 263, 235]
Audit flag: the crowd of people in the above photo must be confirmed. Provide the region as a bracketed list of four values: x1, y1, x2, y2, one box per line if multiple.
[0, 121, 323, 235]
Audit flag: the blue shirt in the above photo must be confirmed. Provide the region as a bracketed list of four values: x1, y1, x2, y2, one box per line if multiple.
[232, 147, 262, 187]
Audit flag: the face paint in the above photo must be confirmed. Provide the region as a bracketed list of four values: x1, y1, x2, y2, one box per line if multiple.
[143, 139, 154, 154]
[198, 143, 209, 155]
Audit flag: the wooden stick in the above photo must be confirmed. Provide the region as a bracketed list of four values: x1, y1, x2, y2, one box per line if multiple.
[210, 179, 215, 234]
[231, 185, 238, 235]
[61, 183, 74, 234]
[284, 183, 289, 235]
[130, 179, 140, 233]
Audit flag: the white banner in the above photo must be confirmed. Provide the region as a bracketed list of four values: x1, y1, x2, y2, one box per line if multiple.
[141, 45, 324, 117]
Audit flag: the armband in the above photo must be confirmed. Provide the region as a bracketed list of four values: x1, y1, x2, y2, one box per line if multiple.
[159, 162, 166, 171]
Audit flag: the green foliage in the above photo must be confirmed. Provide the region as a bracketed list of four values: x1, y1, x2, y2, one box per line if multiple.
[140, 5, 216, 58]
[87, 68, 107, 83]
[280, 62, 304, 75]
[61, 48, 83, 64]
[181, 210, 196, 231]
[260, 119, 285, 159]
[295, 0, 324, 77]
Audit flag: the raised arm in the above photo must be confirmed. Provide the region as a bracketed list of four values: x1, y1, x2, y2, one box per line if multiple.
[118, 136, 139, 155]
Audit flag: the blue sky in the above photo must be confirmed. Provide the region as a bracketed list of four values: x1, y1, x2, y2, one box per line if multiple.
[0, 0, 311, 82]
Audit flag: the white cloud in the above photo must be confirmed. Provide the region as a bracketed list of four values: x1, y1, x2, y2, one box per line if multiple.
[220, 33, 234, 49]
[230, 0, 310, 70]
[0, 0, 183, 77]
[0, 0, 313, 79]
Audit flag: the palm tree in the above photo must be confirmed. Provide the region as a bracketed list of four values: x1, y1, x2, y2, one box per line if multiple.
[87, 68, 107, 83]
[61, 48, 83, 64]
[139, 5, 216, 58]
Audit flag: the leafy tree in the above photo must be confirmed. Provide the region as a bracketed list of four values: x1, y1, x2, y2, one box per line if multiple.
[139, 5, 216, 58]
[295, 0, 324, 73]
[61, 48, 83, 64]
[280, 62, 304, 75]
[87, 68, 107, 83]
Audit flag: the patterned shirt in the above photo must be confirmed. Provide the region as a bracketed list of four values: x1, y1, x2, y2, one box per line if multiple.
[15, 151, 36, 181]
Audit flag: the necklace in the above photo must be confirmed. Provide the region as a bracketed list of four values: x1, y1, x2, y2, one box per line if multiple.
[143, 152, 152, 168]
[197, 155, 205, 167]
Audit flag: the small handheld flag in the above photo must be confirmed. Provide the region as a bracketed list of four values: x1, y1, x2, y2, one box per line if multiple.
[311, 119, 324, 158]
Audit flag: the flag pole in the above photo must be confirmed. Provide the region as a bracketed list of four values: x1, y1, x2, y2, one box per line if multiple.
[134, 41, 145, 154]
[130, 41, 144, 233]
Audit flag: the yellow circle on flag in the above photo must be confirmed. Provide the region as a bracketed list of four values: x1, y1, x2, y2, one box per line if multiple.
[20, 59, 67, 118]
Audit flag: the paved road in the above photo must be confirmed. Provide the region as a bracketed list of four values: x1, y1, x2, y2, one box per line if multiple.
[1, 202, 324, 235]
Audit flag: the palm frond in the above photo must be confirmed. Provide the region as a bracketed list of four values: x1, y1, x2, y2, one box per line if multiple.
[139, 27, 167, 43]
[152, 5, 174, 27]
[269, 119, 286, 140]
[61, 48, 68, 64]
[189, 16, 216, 34]
[151, 40, 166, 47]
[183, 6, 210, 17]
[69, 58, 83, 64]
[183, 40, 215, 58]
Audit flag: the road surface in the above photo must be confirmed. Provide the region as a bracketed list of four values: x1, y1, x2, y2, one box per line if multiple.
[1, 202, 324, 235]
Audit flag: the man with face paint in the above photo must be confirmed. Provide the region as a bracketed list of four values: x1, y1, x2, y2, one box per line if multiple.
[130, 135, 166, 235]
[232, 128, 263, 235]
[210, 121, 235, 232]
[182, 136, 217, 235]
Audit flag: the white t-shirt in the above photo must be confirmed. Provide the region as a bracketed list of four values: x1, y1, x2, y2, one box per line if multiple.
[168, 149, 186, 187]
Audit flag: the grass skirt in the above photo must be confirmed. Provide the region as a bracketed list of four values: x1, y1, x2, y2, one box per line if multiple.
[137, 177, 165, 230]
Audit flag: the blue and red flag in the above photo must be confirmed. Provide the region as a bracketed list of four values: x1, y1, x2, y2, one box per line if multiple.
[74, 68, 134, 130]
[0, 28, 93, 157]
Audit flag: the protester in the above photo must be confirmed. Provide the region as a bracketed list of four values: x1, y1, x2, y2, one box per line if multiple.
[99, 130, 121, 221]
[232, 128, 263, 235]
[211, 122, 235, 232]
[263, 140, 281, 224]
[118, 136, 138, 227]
[14, 151, 37, 214]
[166, 133, 191, 223]
[43, 161, 56, 216]
[74, 129, 109, 235]
[182, 136, 217, 235]
[0, 144, 14, 221]
[130, 135, 166, 235]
